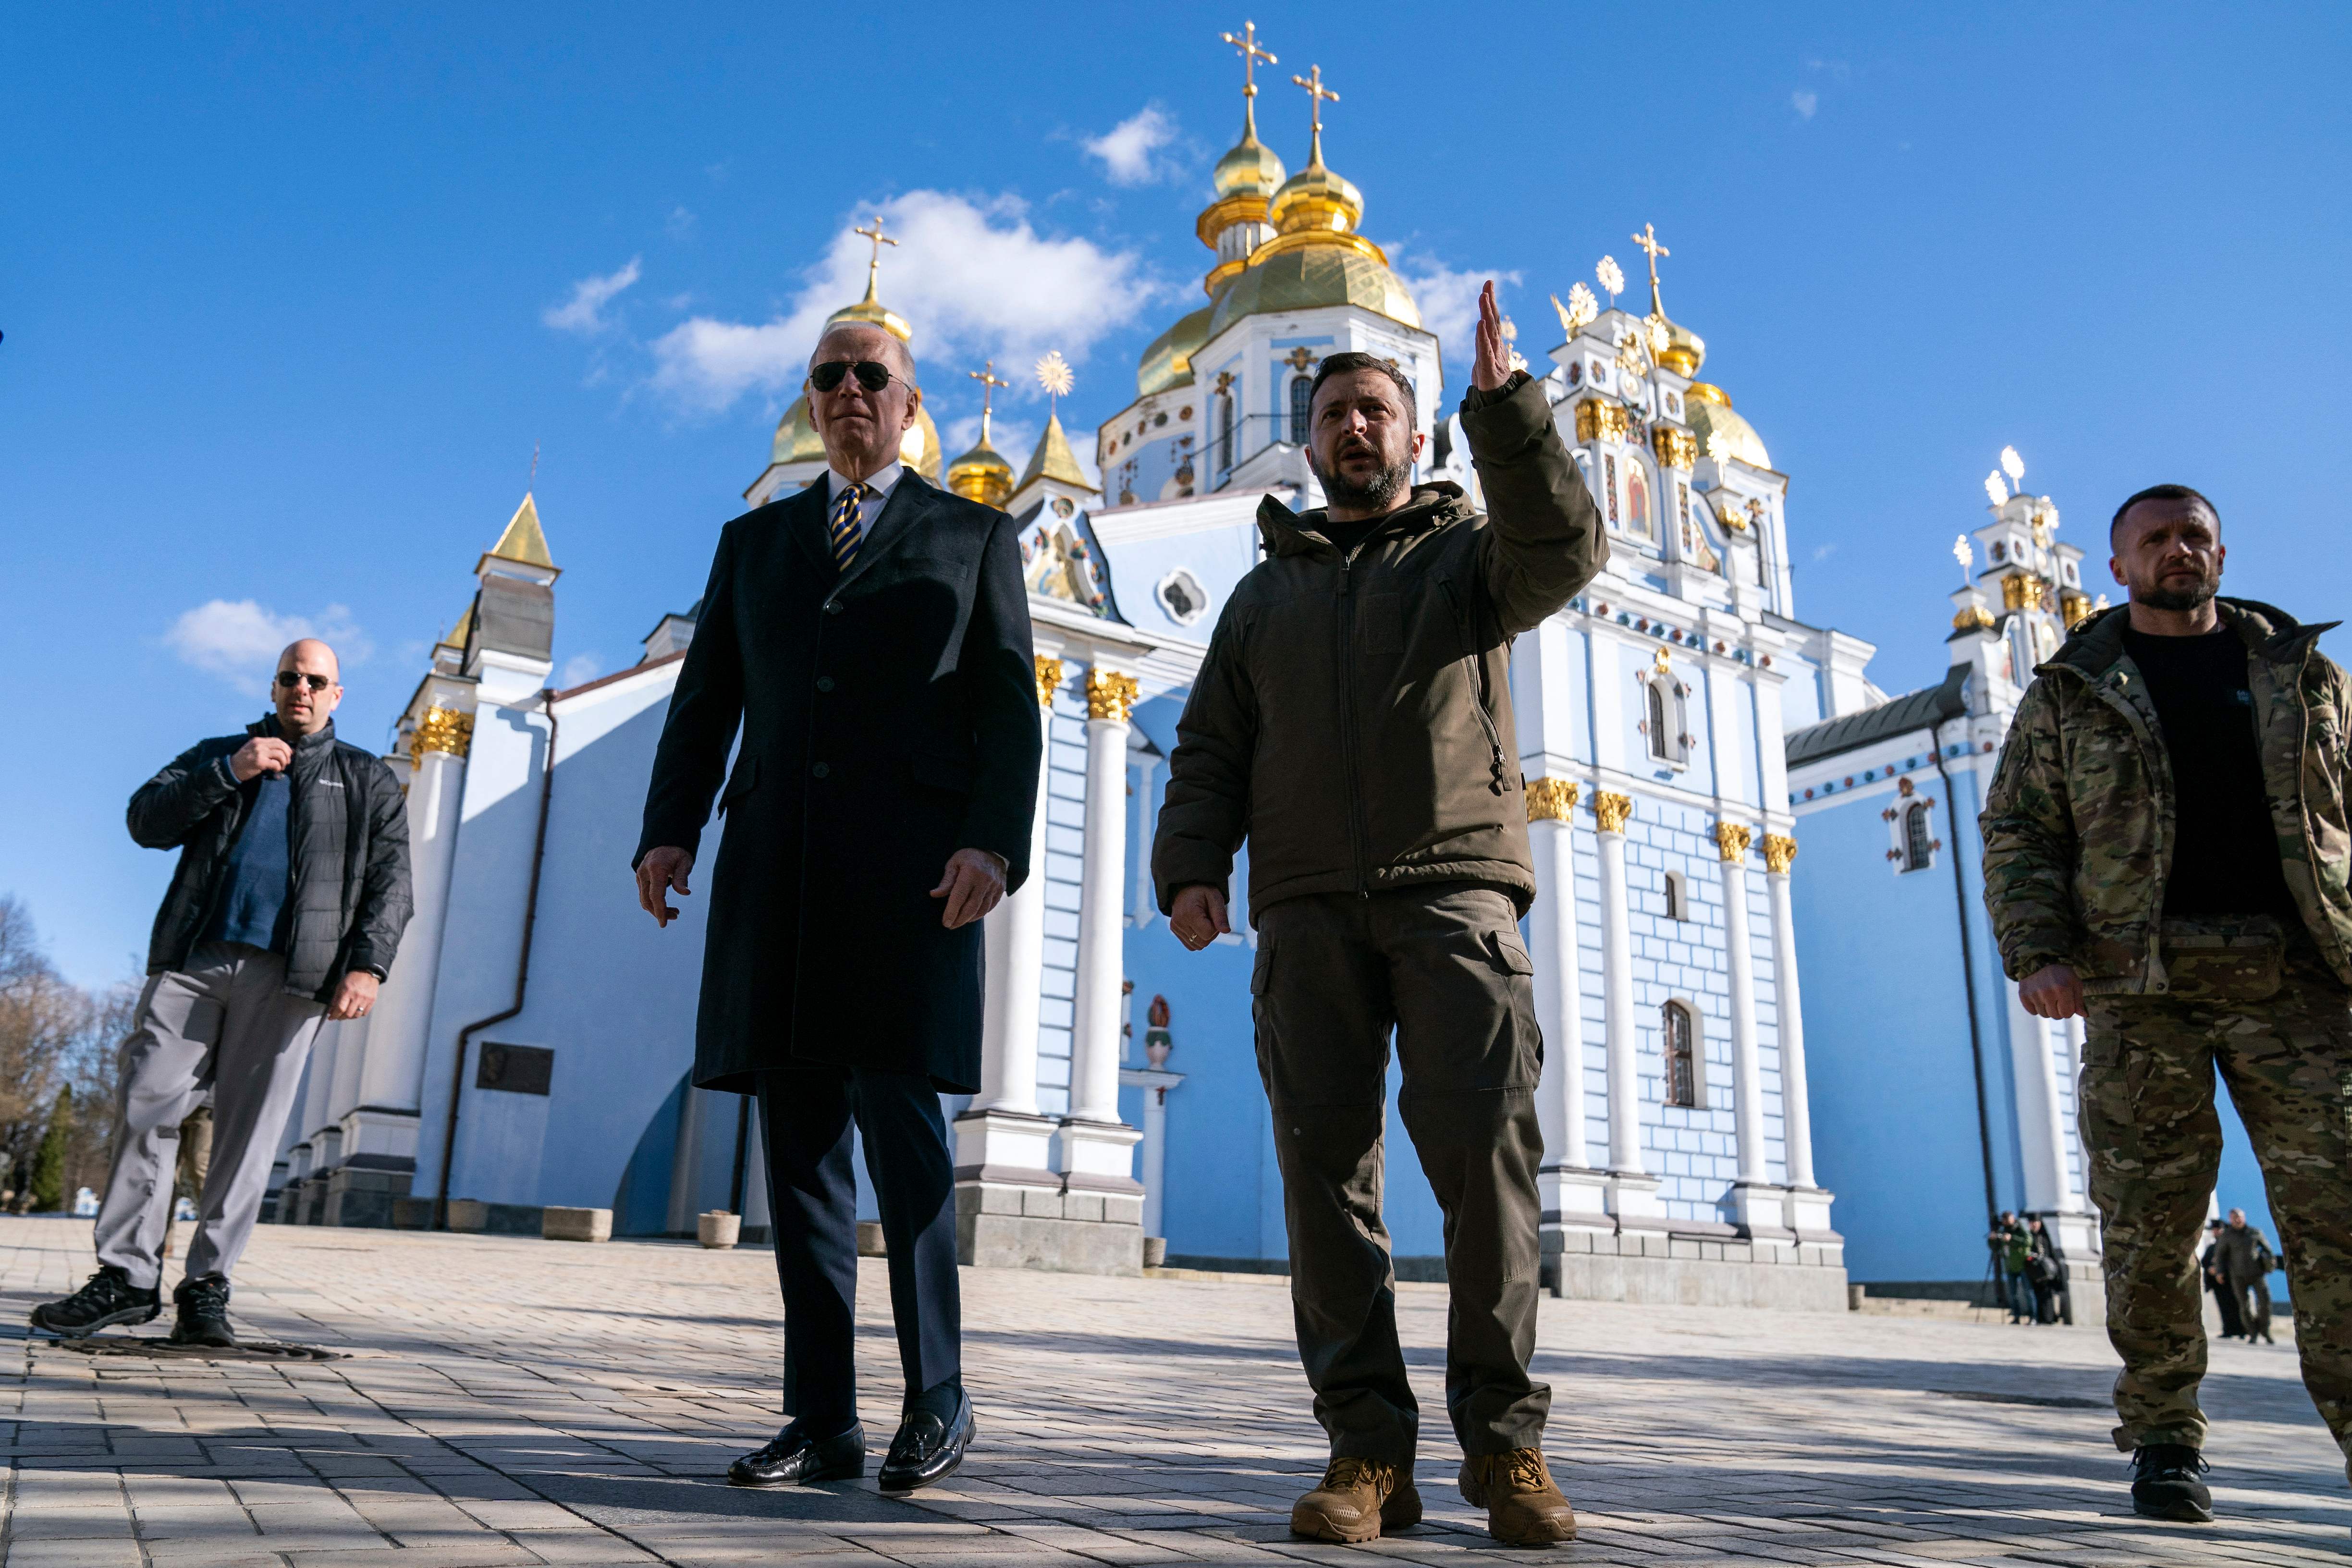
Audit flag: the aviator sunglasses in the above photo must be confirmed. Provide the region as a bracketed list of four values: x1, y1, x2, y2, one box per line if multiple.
[275, 671, 334, 692]
[808, 359, 899, 393]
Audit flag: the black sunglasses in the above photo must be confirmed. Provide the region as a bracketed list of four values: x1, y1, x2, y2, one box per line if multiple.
[275, 671, 334, 692]
[808, 359, 898, 393]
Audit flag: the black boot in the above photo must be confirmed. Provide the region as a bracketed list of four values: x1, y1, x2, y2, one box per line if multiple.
[168, 1274, 237, 1348]
[29, 1266, 161, 1336]
[2129, 1444, 2212, 1523]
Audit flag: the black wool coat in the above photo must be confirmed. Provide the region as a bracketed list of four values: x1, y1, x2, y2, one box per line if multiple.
[636, 471, 1042, 1094]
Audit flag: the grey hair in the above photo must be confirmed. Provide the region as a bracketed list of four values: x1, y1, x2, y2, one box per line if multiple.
[811, 322, 919, 388]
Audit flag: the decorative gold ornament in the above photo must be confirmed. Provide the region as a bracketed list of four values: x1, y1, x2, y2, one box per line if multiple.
[2001, 572, 2036, 612]
[1984, 471, 2009, 508]
[1526, 777, 1580, 823]
[1952, 602, 1997, 632]
[412, 705, 474, 759]
[1652, 427, 1697, 470]
[2061, 588, 2093, 627]
[1574, 397, 1629, 443]
[1761, 833, 1798, 875]
[1034, 656, 1065, 710]
[1283, 344, 1316, 372]
[1596, 254, 1625, 305]
[1289, 62, 1340, 167]
[2000, 445, 2025, 485]
[1087, 667, 1140, 723]
[1592, 791, 1633, 833]
[1715, 821, 1753, 863]
[1554, 282, 1598, 335]
[1035, 351, 1073, 402]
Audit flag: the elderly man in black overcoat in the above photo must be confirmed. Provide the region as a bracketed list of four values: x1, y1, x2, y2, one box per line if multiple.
[634, 317, 1040, 1494]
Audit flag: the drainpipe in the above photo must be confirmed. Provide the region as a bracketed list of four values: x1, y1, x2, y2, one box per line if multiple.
[435, 693, 558, 1229]
[1931, 719, 2000, 1228]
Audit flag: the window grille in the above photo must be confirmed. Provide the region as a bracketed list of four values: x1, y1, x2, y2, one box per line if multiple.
[1289, 377, 1311, 445]
[1904, 802, 1935, 871]
[1647, 682, 1669, 760]
[1663, 1002, 1697, 1108]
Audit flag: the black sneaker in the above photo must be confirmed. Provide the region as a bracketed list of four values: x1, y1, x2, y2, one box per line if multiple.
[168, 1274, 238, 1348]
[29, 1266, 161, 1336]
[2130, 1443, 2212, 1523]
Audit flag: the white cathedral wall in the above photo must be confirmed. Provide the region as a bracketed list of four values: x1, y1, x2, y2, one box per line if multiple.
[1032, 684, 1091, 1123]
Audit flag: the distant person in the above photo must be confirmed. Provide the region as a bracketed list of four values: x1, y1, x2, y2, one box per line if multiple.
[1983, 484, 2352, 1524]
[30, 640, 411, 1347]
[2025, 1216, 2068, 1325]
[635, 315, 1041, 1494]
[1987, 1212, 2032, 1322]
[2201, 1221, 2244, 1339]
[2217, 1208, 2277, 1346]
[1154, 284, 1603, 1547]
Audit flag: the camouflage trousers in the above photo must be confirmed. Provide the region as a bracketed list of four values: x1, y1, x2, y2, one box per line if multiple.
[2082, 929, 2352, 1463]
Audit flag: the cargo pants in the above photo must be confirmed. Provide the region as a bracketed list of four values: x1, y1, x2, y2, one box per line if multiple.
[2081, 920, 2352, 1466]
[1250, 884, 1551, 1465]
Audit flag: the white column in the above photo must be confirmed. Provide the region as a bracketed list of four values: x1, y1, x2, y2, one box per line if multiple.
[1070, 666, 1134, 1123]
[1058, 665, 1144, 1194]
[1594, 791, 1662, 1227]
[2007, 983, 2074, 1217]
[1527, 786, 1589, 1168]
[1761, 835, 1816, 1190]
[1718, 828, 1768, 1187]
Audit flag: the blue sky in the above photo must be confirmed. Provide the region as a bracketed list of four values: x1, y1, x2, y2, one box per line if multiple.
[5, 3, 2348, 985]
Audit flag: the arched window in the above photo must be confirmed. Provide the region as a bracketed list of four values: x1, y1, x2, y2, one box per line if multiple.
[1646, 681, 1670, 760]
[1218, 394, 1236, 474]
[1288, 376, 1312, 445]
[1661, 871, 1680, 922]
[1904, 801, 1935, 871]
[1663, 1002, 1697, 1108]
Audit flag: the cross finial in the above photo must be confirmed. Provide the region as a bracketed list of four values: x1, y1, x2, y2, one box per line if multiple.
[968, 359, 1011, 441]
[1220, 21, 1276, 103]
[1630, 222, 1670, 314]
[852, 215, 899, 301]
[1291, 64, 1338, 167]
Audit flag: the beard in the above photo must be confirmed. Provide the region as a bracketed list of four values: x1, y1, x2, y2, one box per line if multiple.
[1310, 446, 1413, 511]
[2133, 571, 2219, 612]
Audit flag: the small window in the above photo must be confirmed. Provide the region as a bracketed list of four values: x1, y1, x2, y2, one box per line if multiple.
[1646, 682, 1670, 760]
[1217, 394, 1235, 473]
[1663, 1003, 1697, 1108]
[1662, 870, 1683, 921]
[1903, 801, 1935, 871]
[1288, 377, 1312, 445]
[1156, 568, 1208, 627]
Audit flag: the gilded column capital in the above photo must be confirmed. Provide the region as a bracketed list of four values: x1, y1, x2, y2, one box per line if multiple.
[1651, 426, 1698, 470]
[1761, 833, 1798, 875]
[1591, 791, 1633, 834]
[1715, 821, 1753, 863]
[411, 705, 474, 760]
[1086, 667, 1140, 723]
[1034, 655, 1065, 710]
[1525, 777, 1580, 823]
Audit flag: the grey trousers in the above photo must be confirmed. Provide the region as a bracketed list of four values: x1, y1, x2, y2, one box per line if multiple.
[1251, 885, 1551, 1464]
[95, 943, 325, 1289]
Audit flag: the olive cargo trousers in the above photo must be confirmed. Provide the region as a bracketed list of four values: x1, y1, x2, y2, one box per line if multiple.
[1251, 885, 1551, 1464]
[2082, 930, 2352, 1466]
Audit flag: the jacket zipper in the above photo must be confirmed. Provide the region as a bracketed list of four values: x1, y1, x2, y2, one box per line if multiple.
[1443, 577, 1509, 795]
[1337, 553, 1370, 897]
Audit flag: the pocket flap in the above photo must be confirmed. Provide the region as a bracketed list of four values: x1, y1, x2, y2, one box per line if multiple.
[1484, 930, 1535, 975]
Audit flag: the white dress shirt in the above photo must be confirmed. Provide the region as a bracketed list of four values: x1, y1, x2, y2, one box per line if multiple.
[825, 461, 903, 551]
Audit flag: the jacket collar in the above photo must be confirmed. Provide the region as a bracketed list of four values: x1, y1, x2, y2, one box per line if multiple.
[787, 468, 939, 589]
[1256, 481, 1475, 560]
[2041, 597, 2338, 682]
[246, 715, 338, 752]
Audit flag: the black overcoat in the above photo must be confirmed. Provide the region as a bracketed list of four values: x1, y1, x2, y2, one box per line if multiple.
[636, 473, 1041, 1094]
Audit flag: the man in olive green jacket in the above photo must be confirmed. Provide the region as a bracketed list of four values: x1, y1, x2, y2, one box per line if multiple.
[1981, 483, 2352, 1524]
[1153, 284, 1604, 1548]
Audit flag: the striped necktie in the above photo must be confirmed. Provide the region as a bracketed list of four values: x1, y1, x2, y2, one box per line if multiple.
[827, 480, 872, 572]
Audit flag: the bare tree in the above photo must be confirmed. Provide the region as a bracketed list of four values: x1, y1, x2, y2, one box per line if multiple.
[0, 898, 142, 1205]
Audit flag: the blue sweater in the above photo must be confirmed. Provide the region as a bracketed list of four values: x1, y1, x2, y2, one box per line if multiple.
[200, 772, 292, 951]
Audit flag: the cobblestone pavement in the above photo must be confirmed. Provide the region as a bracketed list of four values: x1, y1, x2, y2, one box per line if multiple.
[1, 1215, 2344, 1567]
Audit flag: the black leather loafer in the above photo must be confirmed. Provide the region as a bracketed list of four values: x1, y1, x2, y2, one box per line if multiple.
[878, 1390, 974, 1494]
[727, 1422, 866, 1487]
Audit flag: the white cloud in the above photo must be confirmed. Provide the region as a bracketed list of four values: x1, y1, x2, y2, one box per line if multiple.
[1393, 258, 1524, 380]
[1083, 105, 1180, 186]
[648, 191, 1159, 416]
[166, 600, 371, 694]
[1791, 90, 1819, 120]
[1813, 542, 1838, 562]
[559, 652, 604, 689]
[543, 258, 643, 334]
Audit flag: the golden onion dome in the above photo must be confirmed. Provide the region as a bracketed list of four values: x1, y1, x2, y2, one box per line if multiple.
[1207, 238, 1420, 337]
[771, 395, 825, 466]
[945, 430, 1013, 509]
[1138, 303, 1213, 396]
[1269, 158, 1363, 237]
[1654, 315, 1705, 379]
[1213, 118, 1286, 199]
[900, 404, 942, 482]
[1684, 382, 1771, 470]
[826, 273, 912, 343]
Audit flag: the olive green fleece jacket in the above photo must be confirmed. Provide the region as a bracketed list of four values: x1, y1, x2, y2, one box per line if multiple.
[1152, 370, 1607, 919]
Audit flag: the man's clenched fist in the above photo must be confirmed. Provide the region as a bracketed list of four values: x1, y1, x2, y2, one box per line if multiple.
[231, 736, 293, 782]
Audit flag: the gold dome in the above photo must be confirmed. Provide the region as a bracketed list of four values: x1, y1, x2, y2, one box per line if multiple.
[1207, 237, 1420, 336]
[771, 395, 824, 466]
[1654, 316, 1705, 378]
[1268, 159, 1363, 236]
[1684, 382, 1770, 470]
[946, 430, 1013, 509]
[1138, 304, 1213, 396]
[826, 273, 912, 344]
[1213, 113, 1286, 199]
[900, 404, 942, 482]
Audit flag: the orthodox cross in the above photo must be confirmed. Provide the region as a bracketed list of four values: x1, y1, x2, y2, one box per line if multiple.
[853, 216, 898, 294]
[1220, 21, 1276, 101]
[1630, 222, 1669, 311]
[968, 360, 1010, 441]
[1291, 64, 1338, 164]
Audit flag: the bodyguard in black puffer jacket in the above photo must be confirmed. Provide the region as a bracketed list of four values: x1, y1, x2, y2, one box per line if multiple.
[32, 639, 410, 1351]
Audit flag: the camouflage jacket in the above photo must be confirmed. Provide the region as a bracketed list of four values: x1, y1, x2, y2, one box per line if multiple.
[1980, 599, 2352, 992]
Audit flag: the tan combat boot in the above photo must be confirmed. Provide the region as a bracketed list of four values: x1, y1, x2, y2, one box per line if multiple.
[1290, 1457, 1422, 1543]
[1459, 1448, 1577, 1545]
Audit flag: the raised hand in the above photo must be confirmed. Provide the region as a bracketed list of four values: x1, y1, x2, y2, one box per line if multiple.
[230, 736, 294, 782]
[1470, 279, 1513, 392]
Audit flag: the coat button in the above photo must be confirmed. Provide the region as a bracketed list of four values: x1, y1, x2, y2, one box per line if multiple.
[811, 762, 830, 779]
[816, 676, 834, 693]
[824, 601, 844, 615]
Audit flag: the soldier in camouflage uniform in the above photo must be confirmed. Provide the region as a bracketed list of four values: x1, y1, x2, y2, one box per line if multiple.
[1982, 484, 2352, 1525]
